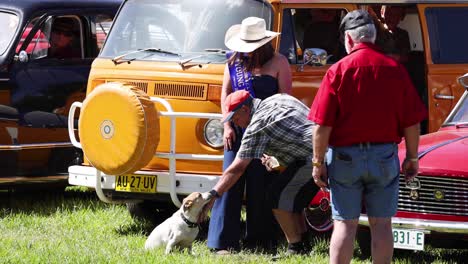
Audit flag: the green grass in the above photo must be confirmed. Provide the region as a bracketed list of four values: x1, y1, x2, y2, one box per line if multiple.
[0, 188, 466, 264]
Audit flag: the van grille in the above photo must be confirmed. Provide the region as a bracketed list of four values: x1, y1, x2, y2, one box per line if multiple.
[105, 80, 207, 100]
[126, 81, 148, 93]
[154, 81, 207, 100]
[398, 175, 468, 216]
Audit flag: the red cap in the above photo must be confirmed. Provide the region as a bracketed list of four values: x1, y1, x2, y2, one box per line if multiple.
[222, 90, 253, 123]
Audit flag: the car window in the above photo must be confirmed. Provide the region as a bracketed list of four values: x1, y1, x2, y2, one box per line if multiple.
[280, 8, 347, 65]
[425, 7, 468, 64]
[29, 16, 83, 60]
[93, 16, 113, 53]
[16, 17, 48, 54]
[0, 12, 19, 55]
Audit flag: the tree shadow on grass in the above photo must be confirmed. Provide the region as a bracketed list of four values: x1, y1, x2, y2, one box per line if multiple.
[393, 247, 468, 264]
[354, 242, 468, 263]
[0, 187, 107, 217]
[114, 220, 153, 236]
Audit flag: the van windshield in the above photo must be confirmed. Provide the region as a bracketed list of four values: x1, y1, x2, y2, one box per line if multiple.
[0, 12, 19, 55]
[101, 0, 273, 64]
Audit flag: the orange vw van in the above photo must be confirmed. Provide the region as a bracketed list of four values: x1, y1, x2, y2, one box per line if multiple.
[68, 0, 468, 224]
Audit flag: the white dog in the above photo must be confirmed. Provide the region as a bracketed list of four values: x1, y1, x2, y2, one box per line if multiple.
[144, 192, 213, 254]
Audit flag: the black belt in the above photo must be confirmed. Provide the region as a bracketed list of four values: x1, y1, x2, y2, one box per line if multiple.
[352, 142, 395, 148]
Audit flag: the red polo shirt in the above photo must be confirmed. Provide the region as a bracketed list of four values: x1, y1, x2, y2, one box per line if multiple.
[308, 43, 427, 147]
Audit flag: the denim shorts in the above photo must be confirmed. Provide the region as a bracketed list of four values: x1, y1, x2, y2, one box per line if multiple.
[326, 143, 400, 220]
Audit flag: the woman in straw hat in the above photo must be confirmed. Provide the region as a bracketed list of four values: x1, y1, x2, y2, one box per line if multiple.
[207, 17, 292, 254]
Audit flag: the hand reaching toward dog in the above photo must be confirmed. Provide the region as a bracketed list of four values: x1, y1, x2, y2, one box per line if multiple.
[199, 191, 217, 222]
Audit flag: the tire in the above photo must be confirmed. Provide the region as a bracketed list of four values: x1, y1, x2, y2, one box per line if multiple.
[126, 201, 176, 228]
[79, 82, 160, 175]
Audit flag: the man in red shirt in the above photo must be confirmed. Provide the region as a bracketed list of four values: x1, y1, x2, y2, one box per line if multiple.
[308, 10, 427, 264]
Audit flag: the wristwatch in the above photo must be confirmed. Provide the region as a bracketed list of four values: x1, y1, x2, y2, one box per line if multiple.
[312, 159, 324, 167]
[209, 189, 221, 198]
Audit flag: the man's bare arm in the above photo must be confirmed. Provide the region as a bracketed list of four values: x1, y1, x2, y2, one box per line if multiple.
[404, 123, 420, 159]
[213, 157, 252, 195]
[402, 123, 420, 182]
[313, 125, 332, 162]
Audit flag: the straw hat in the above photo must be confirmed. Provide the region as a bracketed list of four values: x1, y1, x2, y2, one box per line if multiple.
[224, 17, 280, 53]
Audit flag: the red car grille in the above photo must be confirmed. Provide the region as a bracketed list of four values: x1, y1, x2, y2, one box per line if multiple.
[398, 175, 468, 216]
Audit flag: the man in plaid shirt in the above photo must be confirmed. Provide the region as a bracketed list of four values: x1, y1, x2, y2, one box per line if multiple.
[208, 90, 319, 255]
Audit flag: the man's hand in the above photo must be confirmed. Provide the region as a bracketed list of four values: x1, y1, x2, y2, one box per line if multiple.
[200, 194, 217, 222]
[402, 158, 419, 183]
[312, 164, 328, 191]
[261, 154, 279, 172]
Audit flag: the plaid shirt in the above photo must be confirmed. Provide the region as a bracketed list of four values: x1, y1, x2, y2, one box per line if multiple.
[237, 94, 314, 166]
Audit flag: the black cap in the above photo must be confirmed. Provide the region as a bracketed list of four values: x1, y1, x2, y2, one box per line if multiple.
[52, 17, 76, 33]
[339, 10, 374, 33]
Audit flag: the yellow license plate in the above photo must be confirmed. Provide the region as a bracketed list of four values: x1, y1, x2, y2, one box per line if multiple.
[115, 174, 157, 193]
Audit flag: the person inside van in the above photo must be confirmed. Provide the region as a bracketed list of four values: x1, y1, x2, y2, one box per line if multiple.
[374, 5, 411, 63]
[207, 17, 292, 255]
[302, 9, 345, 62]
[48, 17, 81, 59]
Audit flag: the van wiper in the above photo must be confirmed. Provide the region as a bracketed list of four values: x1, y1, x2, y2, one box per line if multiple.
[204, 48, 228, 54]
[112, 48, 180, 65]
[178, 49, 228, 69]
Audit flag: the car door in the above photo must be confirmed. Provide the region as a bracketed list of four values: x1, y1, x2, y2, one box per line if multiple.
[276, 3, 355, 107]
[9, 14, 91, 114]
[10, 13, 112, 115]
[418, 4, 468, 132]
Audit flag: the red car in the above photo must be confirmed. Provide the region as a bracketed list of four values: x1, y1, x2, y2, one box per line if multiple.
[358, 73, 468, 253]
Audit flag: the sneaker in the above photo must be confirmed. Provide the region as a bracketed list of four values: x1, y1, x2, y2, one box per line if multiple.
[242, 239, 277, 254]
[215, 249, 231, 256]
[286, 241, 308, 255]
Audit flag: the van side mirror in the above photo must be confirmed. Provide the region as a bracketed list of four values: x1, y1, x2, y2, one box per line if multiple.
[458, 73, 468, 89]
[297, 48, 332, 71]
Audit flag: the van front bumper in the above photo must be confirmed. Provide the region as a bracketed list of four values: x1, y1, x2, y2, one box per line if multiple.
[68, 165, 220, 197]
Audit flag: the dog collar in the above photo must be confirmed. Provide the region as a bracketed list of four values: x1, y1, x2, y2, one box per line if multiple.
[180, 212, 198, 228]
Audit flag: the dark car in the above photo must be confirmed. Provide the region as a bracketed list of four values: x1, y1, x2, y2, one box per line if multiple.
[0, 0, 120, 188]
[358, 73, 468, 253]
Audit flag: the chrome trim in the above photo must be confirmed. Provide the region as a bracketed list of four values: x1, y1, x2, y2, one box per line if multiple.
[0, 142, 73, 150]
[398, 175, 468, 216]
[359, 215, 468, 234]
[434, 94, 455, 100]
[0, 78, 10, 81]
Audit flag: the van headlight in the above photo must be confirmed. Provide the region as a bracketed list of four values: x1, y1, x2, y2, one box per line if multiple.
[204, 119, 223, 148]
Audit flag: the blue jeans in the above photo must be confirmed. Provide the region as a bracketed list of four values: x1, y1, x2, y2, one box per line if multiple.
[207, 131, 277, 250]
[327, 143, 399, 220]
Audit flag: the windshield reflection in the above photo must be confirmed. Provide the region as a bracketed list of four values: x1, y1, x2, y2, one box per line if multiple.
[445, 92, 468, 126]
[100, 0, 273, 64]
[0, 12, 19, 55]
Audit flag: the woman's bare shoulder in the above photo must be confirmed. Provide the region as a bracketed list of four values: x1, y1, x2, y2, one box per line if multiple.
[272, 52, 290, 66]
